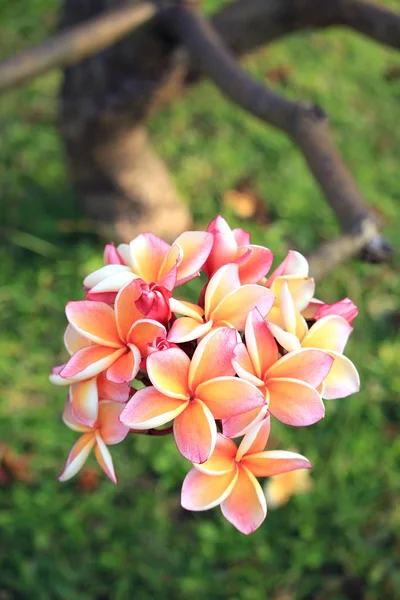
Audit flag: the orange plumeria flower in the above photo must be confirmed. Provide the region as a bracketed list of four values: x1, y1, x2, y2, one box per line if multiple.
[167, 263, 275, 343]
[223, 308, 334, 437]
[120, 328, 265, 463]
[57, 280, 166, 385]
[59, 400, 130, 484]
[181, 417, 311, 534]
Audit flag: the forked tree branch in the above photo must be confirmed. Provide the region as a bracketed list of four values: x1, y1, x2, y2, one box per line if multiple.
[162, 4, 394, 271]
[0, 2, 156, 92]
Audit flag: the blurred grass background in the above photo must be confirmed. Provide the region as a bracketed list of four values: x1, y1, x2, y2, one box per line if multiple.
[0, 1, 399, 598]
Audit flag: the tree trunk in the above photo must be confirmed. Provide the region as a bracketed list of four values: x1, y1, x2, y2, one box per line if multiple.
[59, 0, 191, 242]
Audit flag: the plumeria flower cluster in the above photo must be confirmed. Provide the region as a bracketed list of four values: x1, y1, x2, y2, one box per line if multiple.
[50, 216, 360, 534]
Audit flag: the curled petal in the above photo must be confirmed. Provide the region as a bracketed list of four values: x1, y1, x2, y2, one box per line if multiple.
[83, 264, 132, 291]
[221, 466, 267, 535]
[301, 315, 353, 353]
[167, 317, 213, 344]
[222, 405, 268, 439]
[245, 308, 278, 379]
[169, 298, 204, 320]
[267, 378, 325, 426]
[60, 346, 125, 381]
[211, 285, 275, 330]
[194, 434, 237, 475]
[95, 433, 117, 484]
[236, 415, 271, 461]
[104, 242, 125, 265]
[181, 468, 238, 511]
[314, 297, 358, 324]
[147, 348, 190, 399]
[85, 271, 137, 296]
[127, 319, 166, 354]
[241, 450, 311, 478]
[189, 328, 237, 392]
[233, 227, 251, 246]
[106, 346, 141, 384]
[172, 231, 214, 286]
[97, 401, 130, 444]
[266, 348, 334, 388]
[238, 245, 274, 284]
[322, 351, 360, 400]
[97, 372, 130, 402]
[58, 433, 96, 482]
[271, 276, 315, 312]
[267, 321, 302, 352]
[70, 378, 98, 427]
[205, 216, 238, 277]
[173, 400, 217, 464]
[196, 376, 265, 419]
[120, 387, 187, 430]
[66, 301, 121, 348]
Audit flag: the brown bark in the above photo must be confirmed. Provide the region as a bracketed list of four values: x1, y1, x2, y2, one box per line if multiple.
[60, 0, 190, 242]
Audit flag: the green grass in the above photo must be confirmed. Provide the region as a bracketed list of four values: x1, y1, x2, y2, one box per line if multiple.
[1, 1, 400, 599]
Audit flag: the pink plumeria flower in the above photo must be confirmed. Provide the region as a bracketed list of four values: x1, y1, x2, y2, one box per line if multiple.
[267, 284, 360, 400]
[265, 250, 309, 287]
[58, 280, 166, 384]
[223, 308, 334, 437]
[50, 326, 131, 427]
[59, 400, 130, 484]
[120, 328, 265, 463]
[83, 231, 214, 298]
[181, 417, 311, 534]
[167, 263, 275, 343]
[204, 215, 273, 283]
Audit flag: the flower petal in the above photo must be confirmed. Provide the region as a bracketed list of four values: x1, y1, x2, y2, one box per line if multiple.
[196, 377, 265, 419]
[64, 325, 89, 355]
[267, 378, 325, 426]
[97, 401, 130, 444]
[266, 250, 309, 286]
[58, 433, 96, 482]
[266, 348, 334, 388]
[241, 450, 311, 477]
[120, 387, 188, 430]
[83, 265, 132, 291]
[266, 321, 302, 352]
[221, 465, 266, 534]
[322, 351, 360, 399]
[238, 245, 273, 284]
[189, 328, 237, 392]
[271, 276, 315, 312]
[70, 378, 98, 427]
[95, 433, 117, 484]
[167, 317, 213, 343]
[106, 346, 141, 383]
[147, 348, 190, 399]
[204, 264, 241, 317]
[181, 467, 238, 511]
[66, 301, 121, 347]
[173, 399, 217, 463]
[194, 434, 237, 475]
[62, 401, 92, 433]
[222, 405, 268, 439]
[232, 343, 264, 386]
[114, 280, 145, 342]
[245, 308, 278, 379]
[97, 372, 130, 402]
[85, 271, 137, 296]
[236, 415, 271, 461]
[172, 231, 214, 286]
[60, 346, 125, 381]
[169, 298, 204, 320]
[301, 315, 353, 353]
[129, 233, 170, 282]
[211, 285, 275, 330]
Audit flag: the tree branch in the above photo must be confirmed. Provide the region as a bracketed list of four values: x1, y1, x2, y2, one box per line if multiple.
[0, 2, 156, 92]
[162, 4, 393, 264]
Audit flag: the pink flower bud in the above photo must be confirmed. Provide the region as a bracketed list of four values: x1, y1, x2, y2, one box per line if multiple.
[135, 282, 172, 323]
[314, 297, 358, 324]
